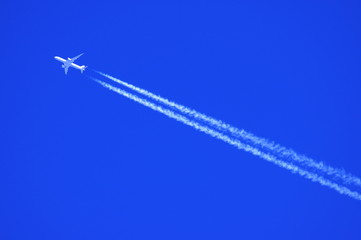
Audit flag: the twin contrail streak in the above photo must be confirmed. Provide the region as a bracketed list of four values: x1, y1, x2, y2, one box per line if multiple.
[96, 71, 361, 188]
[91, 77, 361, 201]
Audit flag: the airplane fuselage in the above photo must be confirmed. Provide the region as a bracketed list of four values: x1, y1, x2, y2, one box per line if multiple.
[54, 53, 87, 74]
[54, 56, 85, 71]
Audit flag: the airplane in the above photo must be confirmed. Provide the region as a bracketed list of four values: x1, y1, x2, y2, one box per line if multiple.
[54, 53, 87, 75]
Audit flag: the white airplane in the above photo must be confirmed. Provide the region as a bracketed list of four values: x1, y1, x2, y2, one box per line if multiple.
[54, 53, 87, 75]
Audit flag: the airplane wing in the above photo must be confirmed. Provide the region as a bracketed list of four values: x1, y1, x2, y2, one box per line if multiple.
[64, 66, 69, 75]
[69, 53, 84, 63]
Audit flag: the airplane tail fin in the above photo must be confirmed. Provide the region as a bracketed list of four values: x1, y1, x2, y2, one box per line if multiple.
[81, 66, 87, 73]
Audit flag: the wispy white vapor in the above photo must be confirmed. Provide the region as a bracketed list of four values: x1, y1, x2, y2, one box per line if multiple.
[92, 77, 361, 201]
[96, 71, 361, 188]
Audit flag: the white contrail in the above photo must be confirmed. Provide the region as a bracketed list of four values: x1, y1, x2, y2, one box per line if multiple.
[96, 71, 361, 188]
[91, 77, 361, 201]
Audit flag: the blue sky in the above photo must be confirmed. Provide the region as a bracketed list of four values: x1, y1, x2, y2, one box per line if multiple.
[1, 0, 361, 239]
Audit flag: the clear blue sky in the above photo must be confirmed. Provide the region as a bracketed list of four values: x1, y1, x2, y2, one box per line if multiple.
[1, 1, 361, 239]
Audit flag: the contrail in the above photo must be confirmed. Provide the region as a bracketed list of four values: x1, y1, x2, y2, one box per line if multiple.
[91, 77, 361, 201]
[96, 71, 361, 188]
